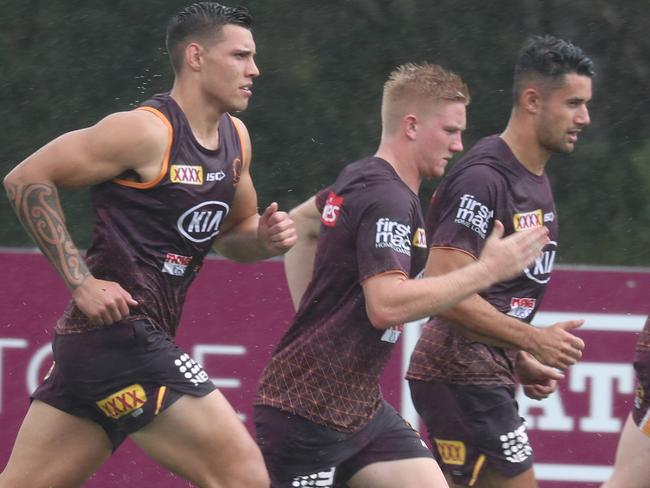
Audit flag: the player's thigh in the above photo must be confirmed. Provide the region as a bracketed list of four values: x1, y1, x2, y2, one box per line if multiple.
[410, 381, 533, 487]
[347, 458, 448, 488]
[0, 400, 112, 488]
[602, 414, 650, 488]
[472, 466, 537, 488]
[130, 389, 268, 487]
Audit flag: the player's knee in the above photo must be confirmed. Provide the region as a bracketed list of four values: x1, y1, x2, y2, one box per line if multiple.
[208, 463, 269, 488]
[202, 446, 269, 488]
[233, 445, 270, 487]
[236, 460, 270, 488]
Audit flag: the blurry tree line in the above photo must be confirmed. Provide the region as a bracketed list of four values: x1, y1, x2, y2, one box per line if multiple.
[1, 0, 649, 266]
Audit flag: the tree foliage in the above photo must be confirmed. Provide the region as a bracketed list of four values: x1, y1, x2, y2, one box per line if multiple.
[1, 0, 649, 265]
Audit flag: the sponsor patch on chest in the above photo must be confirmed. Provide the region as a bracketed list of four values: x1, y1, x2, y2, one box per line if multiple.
[412, 228, 427, 248]
[177, 201, 230, 243]
[507, 297, 537, 319]
[162, 252, 192, 276]
[381, 324, 404, 343]
[513, 209, 543, 231]
[171, 164, 203, 185]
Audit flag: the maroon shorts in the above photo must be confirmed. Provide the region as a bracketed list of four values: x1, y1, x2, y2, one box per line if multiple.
[632, 350, 650, 435]
[409, 380, 533, 486]
[32, 319, 216, 449]
[253, 400, 433, 487]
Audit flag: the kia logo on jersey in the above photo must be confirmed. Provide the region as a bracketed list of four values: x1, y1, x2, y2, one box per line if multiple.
[177, 201, 230, 243]
[524, 241, 557, 284]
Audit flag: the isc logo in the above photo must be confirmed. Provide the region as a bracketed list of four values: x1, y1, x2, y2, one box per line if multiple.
[206, 171, 226, 182]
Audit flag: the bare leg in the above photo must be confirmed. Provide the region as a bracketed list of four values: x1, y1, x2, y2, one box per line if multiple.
[0, 400, 112, 488]
[468, 466, 537, 488]
[130, 389, 269, 488]
[602, 413, 650, 488]
[347, 458, 448, 488]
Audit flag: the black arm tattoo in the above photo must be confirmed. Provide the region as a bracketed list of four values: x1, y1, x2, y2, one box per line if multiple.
[5, 181, 90, 289]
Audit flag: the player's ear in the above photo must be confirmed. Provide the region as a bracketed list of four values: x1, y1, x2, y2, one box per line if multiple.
[520, 87, 541, 114]
[404, 114, 417, 140]
[185, 42, 204, 72]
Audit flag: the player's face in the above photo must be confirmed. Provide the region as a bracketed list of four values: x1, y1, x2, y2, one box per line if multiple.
[416, 100, 466, 178]
[200, 24, 260, 113]
[537, 73, 592, 154]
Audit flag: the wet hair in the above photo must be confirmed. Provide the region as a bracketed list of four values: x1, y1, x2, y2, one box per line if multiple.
[513, 35, 595, 102]
[166, 2, 252, 74]
[381, 62, 470, 135]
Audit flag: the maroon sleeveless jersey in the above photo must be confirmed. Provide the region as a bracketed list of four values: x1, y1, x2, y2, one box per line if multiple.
[56, 93, 245, 337]
[407, 135, 559, 386]
[255, 157, 428, 431]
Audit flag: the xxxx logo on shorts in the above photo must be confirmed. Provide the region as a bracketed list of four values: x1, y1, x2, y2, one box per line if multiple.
[434, 439, 466, 465]
[96, 384, 147, 419]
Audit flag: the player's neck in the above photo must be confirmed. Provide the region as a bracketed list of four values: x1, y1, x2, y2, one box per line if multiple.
[375, 144, 421, 194]
[169, 83, 223, 151]
[500, 116, 550, 176]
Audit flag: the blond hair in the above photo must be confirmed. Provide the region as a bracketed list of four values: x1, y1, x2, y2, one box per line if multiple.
[381, 62, 470, 135]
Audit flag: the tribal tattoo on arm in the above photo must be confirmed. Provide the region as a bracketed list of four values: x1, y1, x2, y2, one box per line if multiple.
[6, 181, 90, 290]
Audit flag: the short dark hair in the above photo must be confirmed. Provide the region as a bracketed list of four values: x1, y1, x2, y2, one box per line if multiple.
[166, 2, 252, 74]
[513, 35, 595, 102]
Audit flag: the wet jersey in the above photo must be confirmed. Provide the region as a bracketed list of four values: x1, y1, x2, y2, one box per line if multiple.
[56, 93, 245, 338]
[407, 135, 559, 386]
[255, 157, 428, 431]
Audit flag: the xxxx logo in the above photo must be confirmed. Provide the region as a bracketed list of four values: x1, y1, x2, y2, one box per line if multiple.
[96, 384, 147, 419]
[171, 164, 203, 185]
[513, 209, 543, 231]
[434, 439, 466, 465]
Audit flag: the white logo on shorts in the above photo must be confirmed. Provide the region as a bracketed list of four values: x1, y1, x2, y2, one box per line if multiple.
[499, 424, 533, 463]
[174, 353, 209, 386]
[291, 467, 336, 487]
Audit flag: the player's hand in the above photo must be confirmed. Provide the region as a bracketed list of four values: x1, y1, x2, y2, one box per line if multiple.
[516, 351, 563, 400]
[257, 202, 297, 256]
[72, 276, 138, 325]
[523, 382, 557, 401]
[478, 220, 550, 283]
[528, 320, 585, 369]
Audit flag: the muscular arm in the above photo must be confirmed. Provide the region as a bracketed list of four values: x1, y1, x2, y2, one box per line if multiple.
[425, 247, 539, 349]
[362, 221, 549, 329]
[3, 110, 167, 322]
[422, 246, 584, 369]
[283, 196, 321, 309]
[213, 117, 296, 261]
[5, 180, 91, 288]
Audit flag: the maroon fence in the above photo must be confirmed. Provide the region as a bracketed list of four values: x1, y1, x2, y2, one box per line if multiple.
[1, 251, 648, 486]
